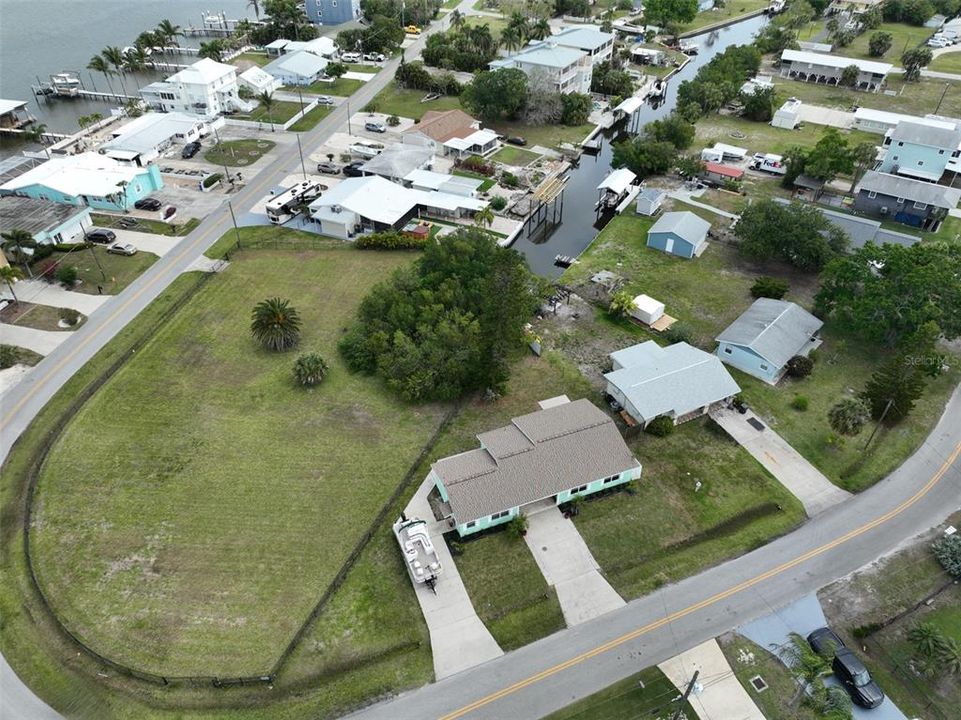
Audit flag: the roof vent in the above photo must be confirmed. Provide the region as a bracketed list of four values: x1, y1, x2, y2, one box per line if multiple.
[332, 204, 342, 213]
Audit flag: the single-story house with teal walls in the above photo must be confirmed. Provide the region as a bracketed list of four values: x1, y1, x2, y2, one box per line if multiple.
[0, 196, 92, 258]
[430, 398, 642, 537]
[0, 152, 162, 211]
[646, 210, 711, 259]
[605, 341, 741, 427]
[715, 298, 823, 384]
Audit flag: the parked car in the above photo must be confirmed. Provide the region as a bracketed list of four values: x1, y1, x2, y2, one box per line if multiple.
[315, 95, 334, 106]
[506, 136, 527, 146]
[341, 52, 361, 63]
[317, 161, 340, 174]
[404, 25, 421, 34]
[928, 37, 951, 48]
[86, 229, 116, 244]
[807, 627, 845, 657]
[343, 161, 365, 177]
[162, 205, 177, 220]
[833, 649, 885, 708]
[134, 197, 162, 211]
[364, 121, 387, 133]
[364, 52, 386, 62]
[107, 242, 137, 256]
[181, 140, 202, 158]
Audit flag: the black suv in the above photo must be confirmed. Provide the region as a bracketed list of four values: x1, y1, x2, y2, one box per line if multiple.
[343, 161, 365, 177]
[181, 140, 202, 158]
[808, 627, 884, 709]
[134, 197, 162, 211]
[86, 229, 116, 244]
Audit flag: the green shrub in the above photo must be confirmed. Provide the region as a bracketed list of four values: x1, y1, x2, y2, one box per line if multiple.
[791, 395, 809, 411]
[292, 352, 329, 387]
[0, 344, 19, 369]
[58, 308, 81, 326]
[362, 100, 379, 113]
[646, 416, 675, 436]
[500, 171, 518, 188]
[386, 114, 400, 127]
[55, 265, 78, 285]
[852, 622, 883, 639]
[786, 354, 814, 378]
[53, 241, 89, 252]
[664, 323, 693, 344]
[490, 196, 507, 211]
[354, 229, 428, 250]
[505, 514, 528, 538]
[457, 155, 495, 176]
[751, 276, 789, 299]
[201, 172, 223, 189]
[933, 534, 961, 578]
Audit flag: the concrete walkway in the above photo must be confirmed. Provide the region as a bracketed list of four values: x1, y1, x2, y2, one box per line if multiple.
[523, 502, 625, 626]
[711, 407, 851, 517]
[0, 324, 70, 355]
[403, 477, 503, 680]
[659, 638, 765, 720]
[668, 189, 739, 219]
[3, 280, 110, 315]
[0, 364, 33, 396]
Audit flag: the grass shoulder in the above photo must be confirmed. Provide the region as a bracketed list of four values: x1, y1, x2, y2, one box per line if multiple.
[204, 138, 275, 167]
[288, 104, 333, 132]
[545, 664, 696, 720]
[91, 213, 201, 237]
[0, 302, 85, 332]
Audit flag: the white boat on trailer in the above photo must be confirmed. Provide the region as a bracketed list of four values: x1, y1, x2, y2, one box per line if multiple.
[394, 517, 442, 591]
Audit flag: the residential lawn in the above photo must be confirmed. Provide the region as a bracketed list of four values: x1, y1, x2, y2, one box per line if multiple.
[928, 50, 961, 74]
[29, 239, 449, 677]
[91, 213, 201, 237]
[491, 145, 541, 166]
[735, 331, 961, 493]
[771, 77, 961, 120]
[842, 23, 932, 61]
[545, 665, 696, 720]
[370, 81, 462, 121]
[463, 16, 508, 40]
[682, 0, 769, 33]
[442, 0, 461, 8]
[308, 77, 365, 97]
[287, 104, 333, 131]
[718, 634, 820, 720]
[454, 530, 565, 650]
[204, 138, 276, 167]
[488, 119, 596, 150]
[33, 244, 158, 295]
[346, 63, 382, 74]
[0, 301, 85, 332]
[693, 113, 879, 156]
[572, 416, 805, 599]
[453, 169, 495, 191]
[1, 344, 44, 365]
[929, 215, 961, 244]
[232, 52, 270, 67]
[235, 100, 302, 124]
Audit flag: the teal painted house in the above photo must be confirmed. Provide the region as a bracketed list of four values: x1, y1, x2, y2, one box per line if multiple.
[431, 398, 642, 537]
[646, 211, 711, 259]
[0, 196, 92, 249]
[0, 152, 163, 211]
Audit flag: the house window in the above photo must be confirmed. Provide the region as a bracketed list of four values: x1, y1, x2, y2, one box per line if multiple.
[897, 141, 903, 146]
[760, 363, 769, 371]
[571, 484, 588, 495]
[917, 161, 924, 166]
[724, 347, 733, 354]
[914, 201, 927, 209]
[490, 510, 510, 521]
[939, 149, 945, 155]
[896, 197, 905, 204]
[867, 191, 877, 199]
[602, 474, 620, 485]
[466, 521, 476, 529]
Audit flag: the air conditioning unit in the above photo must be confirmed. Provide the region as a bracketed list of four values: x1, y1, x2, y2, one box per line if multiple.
[880, 206, 888, 214]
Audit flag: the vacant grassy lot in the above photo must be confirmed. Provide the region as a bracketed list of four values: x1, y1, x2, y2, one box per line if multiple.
[929, 50, 961, 74]
[463, 15, 508, 40]
[91, 213, 200, 237]
[694, 113, 878, 156]
[233, 52, 269, 67]
[491, 145, 541, 166]
[35, 244, 158, 295]
[546, 665, 696, 719]
[30, 246, 449, 677]
[371, 81, 462, 120]
[236, 100, 302, 124]
[772, 76, 961, 119]
[288, 104, 333, 131]
[682, 0, 768, 33]
[204, 139, 275, 167]
[573, 417, 805, 598]
[488, 118, 595, 150]
[0, 302, 84, 332]
[308, 77, 364, 97]
[843, 23, 932, 61]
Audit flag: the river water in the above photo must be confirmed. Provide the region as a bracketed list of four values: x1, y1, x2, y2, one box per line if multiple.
[516, 14, 769, 277]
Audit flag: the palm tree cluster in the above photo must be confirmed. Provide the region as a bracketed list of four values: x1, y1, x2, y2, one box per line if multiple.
[87, 20, 183, 97]
[908, 622, 961, 678]
[500, 13, 551, 53]
[251, 298, 302, 351]
[423, 19, 499, 72]
[292, 352, 329, 387]
[1, 229, 36, 281]
[777, 632, 853, 720]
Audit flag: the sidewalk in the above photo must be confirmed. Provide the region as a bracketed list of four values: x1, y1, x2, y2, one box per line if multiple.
[710, 407, 851, 516]
[668, 189, 739, 219]
[0, 323, 70, 355]
[523, 502, 625, 626]
[3, 279, 110, 315]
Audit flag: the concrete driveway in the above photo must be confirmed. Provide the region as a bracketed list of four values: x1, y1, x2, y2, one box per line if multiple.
[110, 228, 179, 257]
[404, 478, 503, 680]
[0, 324, 70, 355]
[711, 407, 851, 516]
[523, 502, 625, 626]
[659, 639, 765, 720]
[3, 280, 110, 315]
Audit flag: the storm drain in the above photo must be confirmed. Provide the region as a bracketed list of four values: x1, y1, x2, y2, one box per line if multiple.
[749, 675, 768, 692]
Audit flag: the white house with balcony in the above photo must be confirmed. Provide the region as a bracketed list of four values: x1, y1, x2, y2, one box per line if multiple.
[139, 58, 252, 118]
[550, 26, 614, 66]
[490, 41, 592, 94]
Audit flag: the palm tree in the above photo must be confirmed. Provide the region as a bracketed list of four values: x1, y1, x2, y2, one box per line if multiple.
[0, 265, 24, 303]
[102, 46, 129, 96]
[474, 205, 495, 228]
[21, 123, 49, 157]
[293, 352, 329, 386]
[123, 47, 149, 89]
[87, 54, 116, 96]
[199, 40, 226, 61]
[908, 622, 944, 657]
[258, 90, 276, 125]
[450, 9, 465, 28]
[777, 632, 831, 707]
[530, 18, 551, 41]
[156, 19, 183, 48]
[247, 0, 261, 20]
[134, 30, 160, 52]
[500, 26, 523, 53]
[828, 397, 870, 436]
[251, 298, 302, 351]
[1, 230, 37, 277]
[807, 683, 853, 720]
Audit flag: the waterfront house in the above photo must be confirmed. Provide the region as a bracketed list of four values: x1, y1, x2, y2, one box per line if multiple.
[772, 198, 919, 250]
[305, 0, 359, 25]
[549, 26, 615, 67]
[238, 66, 283, 95]
[264, 37, 339, 58]
[263, 51, 329, 86]
[0, 99, 34, 129]
[605, 341, 741, 428]
[716, 298, 823, 384]
[646, 211, 711, 259]
[99, 112, 212, 166]
[140, 58, 251, 118]
[0, 197, 92, 257]
[779, 49, 892, 91]
[404, 169, 484, 197]
[430, 398, 641, 537]
[635, 187, 666, 216]
[0, 152, 163, 211]
[877, 119, 961, 183]
[308, 175, 488, 239]
[490, 41, 593, 95]
[852, 170, 961, 231]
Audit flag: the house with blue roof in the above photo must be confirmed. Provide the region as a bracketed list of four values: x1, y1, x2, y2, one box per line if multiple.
[550, 26, 614, 66]
[878, 119, 961, 183]
[646, 211, 711, 259]
[604, 341, 741, 427]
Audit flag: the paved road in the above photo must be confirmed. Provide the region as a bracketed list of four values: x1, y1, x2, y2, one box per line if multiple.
[344, 384, 961, 720]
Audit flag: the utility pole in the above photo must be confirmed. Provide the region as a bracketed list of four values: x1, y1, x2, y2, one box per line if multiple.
[296, 134, 307, 180]
[227, 199, 242, 250]
[671, 670, 699, 720]
[82, 227, 107, 281]
[934, 83, 949, 114]
[862, 398, 894, 452]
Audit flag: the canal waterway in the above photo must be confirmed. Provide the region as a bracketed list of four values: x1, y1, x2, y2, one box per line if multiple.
[516, 13, 769, 277]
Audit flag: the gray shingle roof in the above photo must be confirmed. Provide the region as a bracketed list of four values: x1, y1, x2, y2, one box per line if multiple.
[773, 198, 919, 250]
[648, 211, 711, 245]
[716, 299, 823, 369]
[359, 145, 433, 179]
[604, 341, 740, 424]
[856, 171, 961, 210]
[433, 399, 639, 524]
[0, 195, 87, 236]
[889, 120, 961, 150]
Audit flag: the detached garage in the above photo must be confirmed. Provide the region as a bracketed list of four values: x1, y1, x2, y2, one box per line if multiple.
[646, 211, 711, 259]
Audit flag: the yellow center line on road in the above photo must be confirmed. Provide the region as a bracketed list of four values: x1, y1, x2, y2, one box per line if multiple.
[439, 440, 961, 720]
